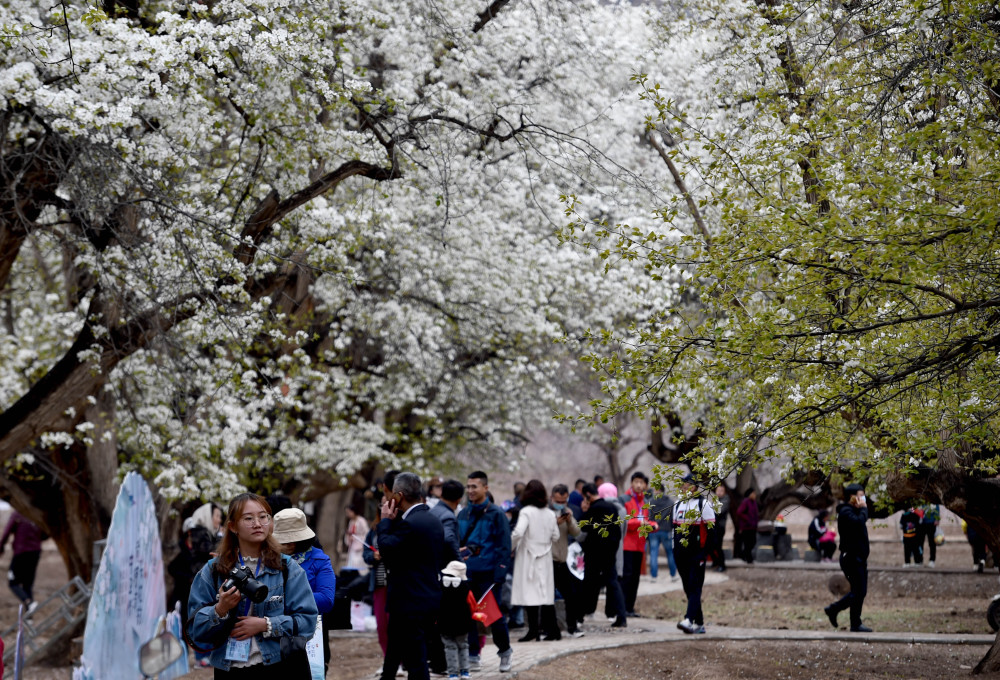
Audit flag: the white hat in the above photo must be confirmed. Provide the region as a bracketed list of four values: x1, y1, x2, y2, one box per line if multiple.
[441, 560, 467, 580]
[271, 508, 315, 544]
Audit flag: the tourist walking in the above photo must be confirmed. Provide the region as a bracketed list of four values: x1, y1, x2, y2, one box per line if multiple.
[824, 483, 872, 632]
[457, 471, 513, 673]
[580, 483, 627, 628]
[900, 507, 924, 567]
[0, 510, 43, 616]
[510, 480, 561, 641]
[672, 474, 716, 634]
[550, 483, 584, 637]
[438, 560, 474, 680]
[622, 472, 652, 616]
[919, 503, 941, 567]
[646, 488, 677, 582]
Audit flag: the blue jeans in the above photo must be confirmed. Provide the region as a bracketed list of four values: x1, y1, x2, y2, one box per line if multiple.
[647, 530, 676, 578]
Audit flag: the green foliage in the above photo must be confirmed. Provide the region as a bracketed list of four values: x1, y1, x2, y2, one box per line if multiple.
[584, 0, 1000, 494]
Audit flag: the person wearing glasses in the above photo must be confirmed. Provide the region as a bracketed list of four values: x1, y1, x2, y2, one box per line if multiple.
[188, 492, 319, 677]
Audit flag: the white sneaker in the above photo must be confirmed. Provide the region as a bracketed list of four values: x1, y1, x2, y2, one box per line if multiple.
[677, 618, 693, 633]
[569, 630, 585, 638]
[499, 649, 513, 673]
[928, 560, 935, 568]
[25, 601, 38, 617]
[468, 656, 481, 673]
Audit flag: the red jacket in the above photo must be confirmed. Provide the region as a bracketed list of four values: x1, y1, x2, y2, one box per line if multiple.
[623, 492, 657, 552]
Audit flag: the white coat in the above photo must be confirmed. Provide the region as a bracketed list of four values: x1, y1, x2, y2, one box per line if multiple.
[510, 505, 560, 606]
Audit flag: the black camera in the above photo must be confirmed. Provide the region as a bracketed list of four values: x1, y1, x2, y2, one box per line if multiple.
[221, 565, 269, 603]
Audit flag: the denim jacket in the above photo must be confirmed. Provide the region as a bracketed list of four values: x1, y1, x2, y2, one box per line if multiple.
[188, 554, 318, 670]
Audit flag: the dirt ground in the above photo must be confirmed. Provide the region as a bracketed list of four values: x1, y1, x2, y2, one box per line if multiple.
[3, 533, 999, 678]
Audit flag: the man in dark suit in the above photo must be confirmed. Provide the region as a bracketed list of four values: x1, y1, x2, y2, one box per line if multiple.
[377, 472, 446, 680]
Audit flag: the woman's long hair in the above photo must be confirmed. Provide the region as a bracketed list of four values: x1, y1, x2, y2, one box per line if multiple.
[215, 493, 284, 574]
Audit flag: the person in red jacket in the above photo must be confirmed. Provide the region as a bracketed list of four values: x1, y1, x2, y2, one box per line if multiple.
[622, 472, 655, 617]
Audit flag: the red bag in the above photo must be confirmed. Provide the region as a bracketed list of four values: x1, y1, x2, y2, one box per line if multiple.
[467, 586, 502, 627]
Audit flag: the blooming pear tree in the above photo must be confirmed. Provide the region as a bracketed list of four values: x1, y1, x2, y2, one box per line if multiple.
[574, 0, 1000, 632]
[0, 0, 685, 583]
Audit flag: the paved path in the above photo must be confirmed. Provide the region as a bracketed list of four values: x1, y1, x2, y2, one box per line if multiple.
[345, 571, 996, 679]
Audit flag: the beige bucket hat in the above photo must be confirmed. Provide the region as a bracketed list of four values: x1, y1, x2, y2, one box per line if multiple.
[271, 508, 315, 543]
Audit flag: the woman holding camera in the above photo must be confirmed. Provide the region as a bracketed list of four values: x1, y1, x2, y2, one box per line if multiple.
[188, 492, 318, 678]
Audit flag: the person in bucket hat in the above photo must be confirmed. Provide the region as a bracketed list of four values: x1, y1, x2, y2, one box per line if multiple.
[439, 561, 473, 680]
[273, 507, 337, 672]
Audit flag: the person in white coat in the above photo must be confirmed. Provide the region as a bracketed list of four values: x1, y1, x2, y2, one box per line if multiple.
[510, 479, 562, 641]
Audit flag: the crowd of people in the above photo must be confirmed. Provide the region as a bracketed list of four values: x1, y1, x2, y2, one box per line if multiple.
[3, 470, 996, 680]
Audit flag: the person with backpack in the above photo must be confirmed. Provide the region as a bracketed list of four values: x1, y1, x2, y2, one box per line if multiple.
[899, 507, 924, 567]
[672, 474, 716, 635]
[187, 492, 318, 677]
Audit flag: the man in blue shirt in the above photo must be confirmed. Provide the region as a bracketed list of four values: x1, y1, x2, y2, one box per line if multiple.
[457, 471, 513, 673]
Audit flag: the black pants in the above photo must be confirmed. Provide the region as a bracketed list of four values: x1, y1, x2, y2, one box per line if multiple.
[673, 545, 706, 625]
[709, 523, 726, 569]
[552, 561, 580, 632]
[582, 549, 626, 622]
[622, 550, 643, 613]
[738, 529, 757, 562]
[382, 612, 433, 680]
[919, 524, 937, 562]
[467, 573, 510, 657]
[8, 550, 40, 604]
[522, 604, 559, 638]
[829, 554, 868, 628]
[903, 536, 923, 564]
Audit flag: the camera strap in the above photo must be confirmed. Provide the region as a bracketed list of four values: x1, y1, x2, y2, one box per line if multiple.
[237, 553, 262, 617]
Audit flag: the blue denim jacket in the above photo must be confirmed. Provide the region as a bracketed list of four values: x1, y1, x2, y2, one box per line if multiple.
[188, 554, 318, 670]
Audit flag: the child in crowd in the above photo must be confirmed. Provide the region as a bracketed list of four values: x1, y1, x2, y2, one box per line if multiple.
[439, 560, 474, 680]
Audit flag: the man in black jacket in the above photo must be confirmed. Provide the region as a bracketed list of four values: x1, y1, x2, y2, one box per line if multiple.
[579, 483, 627, 628]
[824, 483, 872, 632]
[378, 472, 447, 680]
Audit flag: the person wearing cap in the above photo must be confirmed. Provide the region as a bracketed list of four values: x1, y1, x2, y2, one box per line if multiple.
[439, 560, 473, 680]
[672, 473, 716, 634]
[272, 508, 337, 673]
[824, 483, 873, 632]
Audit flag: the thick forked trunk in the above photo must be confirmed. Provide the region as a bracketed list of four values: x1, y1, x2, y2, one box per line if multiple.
[886, 462, 1000, 674]
[975, 632, 1000, 675]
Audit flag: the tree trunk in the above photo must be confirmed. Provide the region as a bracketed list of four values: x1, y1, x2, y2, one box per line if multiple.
[974, 632, 1000, 674]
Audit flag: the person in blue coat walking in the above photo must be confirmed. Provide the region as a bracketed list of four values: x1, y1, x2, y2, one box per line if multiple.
[273, 508, 336, 674]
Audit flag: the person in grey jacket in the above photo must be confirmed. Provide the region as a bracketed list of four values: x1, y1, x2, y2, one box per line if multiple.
[430, 479, 464, 563]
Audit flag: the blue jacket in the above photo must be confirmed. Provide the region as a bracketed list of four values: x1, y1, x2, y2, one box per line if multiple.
[292, 546, 336, 614]
[456, 501, 511, 582]
[188, 554, 318, 671]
